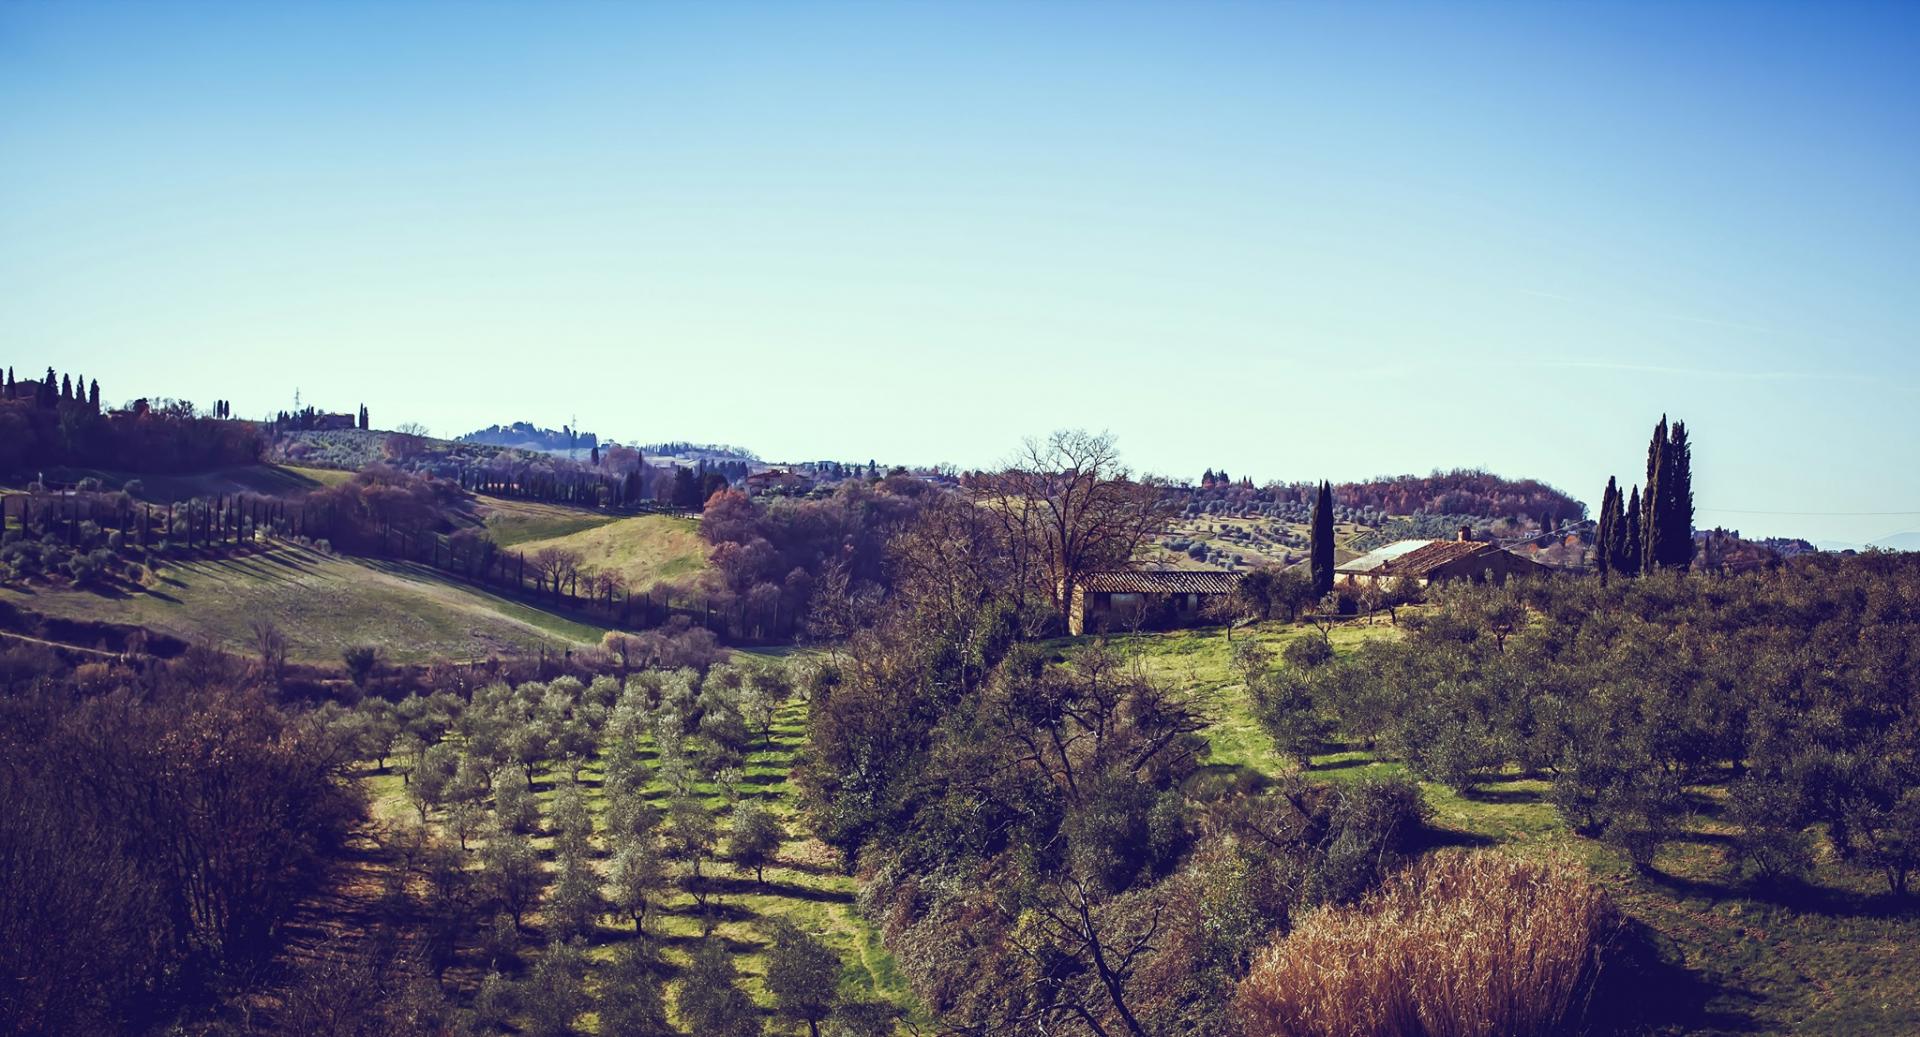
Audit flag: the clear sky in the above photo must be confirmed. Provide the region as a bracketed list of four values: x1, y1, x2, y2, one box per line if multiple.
[3, 2, 1917, 544]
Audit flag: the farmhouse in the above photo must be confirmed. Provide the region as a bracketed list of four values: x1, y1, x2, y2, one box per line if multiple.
[1337, 527, 1549, 589]
[1069, 569, 1242, 636]
[744, 468, 812, 495]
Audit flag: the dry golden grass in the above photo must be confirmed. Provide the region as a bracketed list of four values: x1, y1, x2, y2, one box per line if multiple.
[1234, 850, 1618, 1037]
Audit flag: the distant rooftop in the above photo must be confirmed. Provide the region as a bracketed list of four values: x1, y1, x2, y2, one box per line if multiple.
[1338, 538, 1492, 577]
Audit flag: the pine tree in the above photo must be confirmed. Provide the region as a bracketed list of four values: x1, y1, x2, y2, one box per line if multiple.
[1624, 485, 1643, 575]
[41, 367, 56, 408]
[1595, 477, 1619, 580]
[1310, 480, 1335, 597]
[61, 373, 73, 401]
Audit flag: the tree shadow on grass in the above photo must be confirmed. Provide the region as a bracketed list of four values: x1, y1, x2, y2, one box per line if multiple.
[1458, 785, 1546, 805]
[1645, 864, 1911, 921]
[696, 874, 855, 904]
[1588, 915, 1766, 1035]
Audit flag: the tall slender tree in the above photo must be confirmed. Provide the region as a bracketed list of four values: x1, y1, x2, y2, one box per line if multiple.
[89, 380, 101, 412]
[1595, 477, 1619, 580]
[1642, 416, 1668, 574]
[60, 373, 73, 401]
[1664, 420, 1694, 571]
[1624, 485, 1643, 575]
[1310, 480, 1335, 596]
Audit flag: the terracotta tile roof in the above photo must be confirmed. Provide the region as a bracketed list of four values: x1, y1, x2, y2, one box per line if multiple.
[1082, 570, 1242, 594]
[1338, 539, 1493, 577]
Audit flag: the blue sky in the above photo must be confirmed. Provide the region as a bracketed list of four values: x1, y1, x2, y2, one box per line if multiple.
[3, 2, 1916, 543]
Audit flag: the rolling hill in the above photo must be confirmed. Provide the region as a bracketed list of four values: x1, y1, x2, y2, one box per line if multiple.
[0, 544, 609, 663]
[507, 512, 709, 589]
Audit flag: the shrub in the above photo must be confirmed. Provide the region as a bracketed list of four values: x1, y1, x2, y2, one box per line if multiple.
[1234, 851, 1618, 1037]
[1282, 636, 1334, 670]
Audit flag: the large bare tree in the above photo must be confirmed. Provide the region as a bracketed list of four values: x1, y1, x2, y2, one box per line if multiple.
[979, 429, 1168, 629]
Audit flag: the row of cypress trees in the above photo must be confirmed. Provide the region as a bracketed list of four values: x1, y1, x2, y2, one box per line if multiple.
[1595, 416, 1694, 579]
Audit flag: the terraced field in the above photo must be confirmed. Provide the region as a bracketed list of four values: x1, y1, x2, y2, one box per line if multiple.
[365, 695, 922, 1032]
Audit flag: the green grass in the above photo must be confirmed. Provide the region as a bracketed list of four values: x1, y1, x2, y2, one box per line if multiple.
[477, 497, 625, 547]
[0, 544, 607, 662]
[1104, 619, 1920, 1037]
[370, 698, 922, 1033]
[510, 513, 709, 590]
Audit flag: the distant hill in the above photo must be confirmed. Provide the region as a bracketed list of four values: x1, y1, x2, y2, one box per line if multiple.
[460, 422, 599, 455]
[1869, 531, 1920, 552]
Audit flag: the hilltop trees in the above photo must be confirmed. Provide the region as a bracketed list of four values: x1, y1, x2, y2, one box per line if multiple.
[1310, 480, 1335, 596]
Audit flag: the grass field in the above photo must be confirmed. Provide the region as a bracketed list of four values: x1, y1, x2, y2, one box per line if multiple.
[366, 696, 921, 1033]
[1095, 619, 1920, 1037]
[509, 513, 709, 590]
[475, 497, 626, 548]
[0, 544, 607, 662]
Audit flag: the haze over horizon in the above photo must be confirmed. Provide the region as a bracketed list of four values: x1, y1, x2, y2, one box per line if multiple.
[4, 2, 1917, 544]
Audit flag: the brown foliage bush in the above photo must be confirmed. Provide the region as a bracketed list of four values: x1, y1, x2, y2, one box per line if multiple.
[1233, 850, 1619, 1037]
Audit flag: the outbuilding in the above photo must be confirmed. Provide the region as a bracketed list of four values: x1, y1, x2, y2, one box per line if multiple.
[1068, 569, 1242, 635]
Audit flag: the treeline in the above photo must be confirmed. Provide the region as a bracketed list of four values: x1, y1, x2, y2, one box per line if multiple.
[1254, 553, 1920, 894]
[0, 372, 264, 475]
[459, 422, 599, 452]
[1, 487, 308, 587]
[0, 647, 363, 1035]
[1264, 468, 1586, 528]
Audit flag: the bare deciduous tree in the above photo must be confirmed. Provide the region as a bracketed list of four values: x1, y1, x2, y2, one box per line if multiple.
[979, 429, 1168, 630]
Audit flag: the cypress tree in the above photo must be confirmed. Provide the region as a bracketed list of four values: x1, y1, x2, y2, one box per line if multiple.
[41, 367, 56, 408]
[1642, 416, 1668, 574]
[1624, 485, 1643, 575]
[61, 373, 72, 401]
[1595, 477, 1619, 580]
[1665, 420, 1694, 571]
[1310, 479, 1335, 597]
[89, 379, 101, 412]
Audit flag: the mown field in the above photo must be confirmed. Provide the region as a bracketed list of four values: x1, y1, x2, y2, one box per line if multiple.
[476, 498, 625, 547]
[364, 690, 923, 1033]
[0, 544, 607, 662]
[1095, 619, 1920, 1037]
[506, 512, 709, 590]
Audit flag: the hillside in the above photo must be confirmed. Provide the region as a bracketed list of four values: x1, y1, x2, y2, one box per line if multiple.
[1095, 620, 1920, 1036]
[0, 544, 608, 662]
[508, 512, 709, 589]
